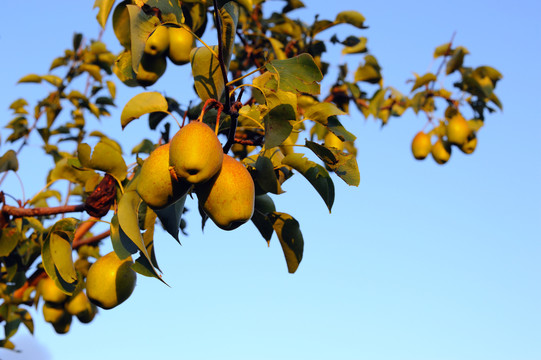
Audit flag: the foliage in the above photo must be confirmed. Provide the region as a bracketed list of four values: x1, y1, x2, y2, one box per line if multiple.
[0, 0, 502, 349]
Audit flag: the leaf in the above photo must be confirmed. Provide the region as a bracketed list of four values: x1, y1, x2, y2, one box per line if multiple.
[49, 157, 97, 185]
[251, 194, 276, 243]
[79, 64, 103, 83]
[111, 214, 138, 260]
[264, 104, 295, 148]
[304, 102, 354, 141]
[446, 46, 468, 75]
[282, 153, 334, 212]
[41, 218, 80, 295]
[191, 46, 224, 102]
[154, 195, 187, 243]
[93, 0, 116, 28]
[41, 75, 63, 87]
[77, 141, 128, 181]
[305, 140, 360, 186]
[254, 155, 281, 194]
[327, 116, 356, 142]
[411, 73, 437, 92]
[335, 10, 367, 29]
[0, 228, 21, 257]
[113, 1, 132, 48]
[266, 53, 323, 95]
[269, 212, 304, 273]
[17, 74, 42, 83]
[354, 55, 382, 84]
[433, 42, 452, 58]
[342, 36, 368, 55]
[127, 4, 161, 73]
[0, 150, 18, 173]
[121, 92, 168, 128]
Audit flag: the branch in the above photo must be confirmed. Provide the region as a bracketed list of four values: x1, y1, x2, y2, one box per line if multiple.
[73, 229, 111, 249]
[2, 204, 85, 218]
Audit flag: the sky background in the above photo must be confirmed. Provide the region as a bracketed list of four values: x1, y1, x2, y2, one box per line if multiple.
[0, 1, 540, 359]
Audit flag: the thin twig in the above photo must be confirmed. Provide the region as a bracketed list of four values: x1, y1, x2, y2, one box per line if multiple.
[2, 204, 85, 218]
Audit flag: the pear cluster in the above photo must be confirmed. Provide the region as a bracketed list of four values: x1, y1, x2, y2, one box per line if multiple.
[39, 276, 98, 334]
[136, 121, 256, 230]
[411, 114, 477, 165]
[137, 25, 195, 86]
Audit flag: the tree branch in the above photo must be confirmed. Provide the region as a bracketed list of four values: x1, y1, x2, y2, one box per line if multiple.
[2, 204, 85, 218]
[73, 229, 110, 249]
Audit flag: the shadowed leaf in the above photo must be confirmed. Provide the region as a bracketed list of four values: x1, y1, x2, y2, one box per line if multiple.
[269, 212, 304, 273]
[0, 150, 18, 173]
[266, 54, 323, 95]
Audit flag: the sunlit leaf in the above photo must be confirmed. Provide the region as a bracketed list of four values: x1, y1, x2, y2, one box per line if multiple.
[354, 55, 381, 84]
[334, 10, 367, 29]
[17, 74, 42, 84]
[266, 54, 323, 95]
[282, 153, 334, 212]
[446, 46, 468, 75]
[305, 140, 360, 186]
[77, 141, 128, 181]
[127, 4, 161, 73]
[411, 73, 437, 92]
[269, 212, 304, 273]
[93, 0, 116, 28]
[0, 228, 21, 257]
[121, 92, 168, 128]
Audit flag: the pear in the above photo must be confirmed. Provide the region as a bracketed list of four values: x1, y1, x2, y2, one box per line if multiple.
[136, 53, 167, 87]
[167, 26, 195, 65]
[145, 25, 169, 57]
[196, 154, 255, 230]
[431, 139, 451, 165]
[324, 131, 344, 151]
[137, 143, 190, 209]
[65, 291, 97, 324]
[86, 251, 137, 310]
[460, 133, 477, 154]
[43, 302, 72, 334]
[169, 121, 223, 184]
[411, 131, 432, 160]
[39, 276, 68, 305]
[446, 114, 471, 146]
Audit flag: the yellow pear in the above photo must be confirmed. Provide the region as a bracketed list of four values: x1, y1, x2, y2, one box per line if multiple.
[137, 144, 190, 209]
[136, 53, 167, 87]
[86, 251, 137, 310]
[169, 121, 223, 184]
[167, 26, 195, 65]
[43, 302, 72, 334]
[446, 114, 471, 146]
[196, 154, 255, 230]
[40, 276, 68, 304]
[65, 291, 97, 324]
[431, 139, 451, 165]
[144, 25, 169, 57]
[324, 131, 344, 151]
[411, 131, 432, 160]
[460, 133, 477, 154]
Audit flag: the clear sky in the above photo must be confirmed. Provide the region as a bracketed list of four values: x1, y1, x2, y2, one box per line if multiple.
[0, 1, 540, 359]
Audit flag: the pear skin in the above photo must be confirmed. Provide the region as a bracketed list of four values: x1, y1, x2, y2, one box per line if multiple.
[167, 26, 195, 65]
[411, 131, 432, 160]
[169, 121, 223, 184]
[86, 252, 136, 310]
[196, 154, 255, 230]
[65, 291, 97, 324]
[431, 139, 451, 165]
[40, 276, 68, 304]
[145, 25, 169, 57]
[137, 143, 190, 209]
[446, 114, 471, 146]
[136, 53, 167, 87]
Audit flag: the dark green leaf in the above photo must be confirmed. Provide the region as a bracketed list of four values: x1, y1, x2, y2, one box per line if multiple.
[305, 140, 360, 186]
[264, 104, 295, 148]
[154, 195, 187, 243]
[0, 150, 18, 173]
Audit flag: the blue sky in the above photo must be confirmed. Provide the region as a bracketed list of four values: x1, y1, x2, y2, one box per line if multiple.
[0, 1, 540, 359]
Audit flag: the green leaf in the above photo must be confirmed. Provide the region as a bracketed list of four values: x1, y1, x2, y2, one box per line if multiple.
[305, 140, 360, 186]
[251, 194, 276, 243]
[154, 195, 187, 243]
[335, 10, 367, 29]
[131, 139, 155, 155]
[17, 74, 42, 83]
[266, 53, 323, 95]
[254, 155, 281, 194]
[111, 214, 138, 260]
[446, 46, 468, 75]
[327, 116, 356, 142]
[41, 75, 63, 87]
[143, 0, 184, 24]
[113, 1, 132, 48]
[49, 157, 97, 185]
[411, 73, 437, 92]
[269, 212, 304, 273]
[342, 36, 368, 55]
[127, 4, 161, 73]
[264, 104, 294, 148]
[41, 218, 80, 295]
[354, 55, 382, 84]
[93, 0, 115, 28]
[433, 42, 452, 58]
[77, 142, 128, 181]
[303, 103, 355, 141]
[0, 228, 21, 257]
[79, 64, 103, 83]
[0, 150, 18, 173]
[282, 153, 334, 212]
[121, 92, 168, 128]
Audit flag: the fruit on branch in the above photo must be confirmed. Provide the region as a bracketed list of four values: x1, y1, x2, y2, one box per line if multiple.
[169, 121, 223, 184]
[137, 143, 190, 209]
[86, 251, 137, 310]
[145, 25, 170, 57]
[43, 303, 72, 334]
[136, 53, 167, 87]
[324, 131, 344, 151]
[460, 133, 477, 154]
[446, 114, 471, 146]
[39, 276, 68, 304]
[431, 139, 451, 165]
[167, 26, 195, 65]
[196, 154, 255, 230]
[411, 131, 432, 160]
[65, 291, 97, 324]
